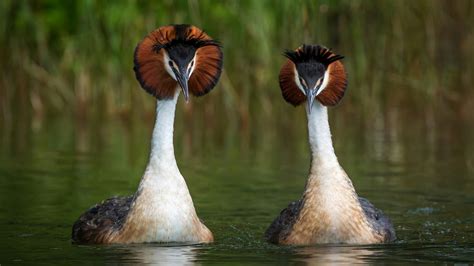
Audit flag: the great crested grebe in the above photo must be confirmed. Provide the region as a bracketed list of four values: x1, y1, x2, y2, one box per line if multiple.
[72, 24, 223, 244]
[265, 44, 396, 245]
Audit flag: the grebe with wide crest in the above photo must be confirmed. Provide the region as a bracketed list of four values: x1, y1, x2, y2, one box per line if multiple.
[72, 24, 223, 244]
[265, 45, 395, 245]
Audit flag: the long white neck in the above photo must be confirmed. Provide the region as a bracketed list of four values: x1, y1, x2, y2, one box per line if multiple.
[306, 101, 339, 167]
[297, 102, 379, 244]
[117, 89, 213, 244]
[146, 91, 180, 174]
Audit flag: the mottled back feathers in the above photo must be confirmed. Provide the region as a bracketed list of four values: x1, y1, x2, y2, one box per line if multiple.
[72, 196, 133, 244]
[264, 200, 301, 244]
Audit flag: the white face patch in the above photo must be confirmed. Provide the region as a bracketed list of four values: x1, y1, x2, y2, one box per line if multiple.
[294, 65, 330, 97]
[187, 54, 197, 78]
[163, 51, 177, 81]
[163, 50, 196, 81]
[316, 69, 330, 96]
[293, 66, 306, 95]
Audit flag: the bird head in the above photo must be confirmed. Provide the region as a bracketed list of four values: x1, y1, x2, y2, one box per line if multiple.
[134, 24, 223, 101]
[279, 44, 347, 113]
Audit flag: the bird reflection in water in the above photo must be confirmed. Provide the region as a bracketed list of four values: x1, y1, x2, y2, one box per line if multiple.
[291, 245, 381, 265]
[114, 244, 200, 265]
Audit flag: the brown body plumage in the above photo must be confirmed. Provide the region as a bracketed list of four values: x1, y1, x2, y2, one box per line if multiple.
[266, 44, 395, 245]
[72, 24, 222, 244]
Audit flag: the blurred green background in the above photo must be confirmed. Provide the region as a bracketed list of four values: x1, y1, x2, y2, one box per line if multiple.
[1, 0, 473, 130]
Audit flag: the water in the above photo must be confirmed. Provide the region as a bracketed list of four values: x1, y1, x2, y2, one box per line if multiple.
[1, 104, 474, 264]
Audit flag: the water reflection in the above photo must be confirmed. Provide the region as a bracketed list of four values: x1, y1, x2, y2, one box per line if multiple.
[114, 244, 199, 265]
[292, 245, 381, 265]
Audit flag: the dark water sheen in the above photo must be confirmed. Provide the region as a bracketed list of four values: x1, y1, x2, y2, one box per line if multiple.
[1, 105, 474, 264]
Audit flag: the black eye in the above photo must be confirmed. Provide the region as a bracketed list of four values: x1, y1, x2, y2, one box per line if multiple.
[190, 61, 194, 67]
[168, 61, 173, 67]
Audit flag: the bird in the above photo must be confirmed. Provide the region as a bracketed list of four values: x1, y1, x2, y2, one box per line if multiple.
[264, 44, 396, 245]
[71, 24, 223, 244]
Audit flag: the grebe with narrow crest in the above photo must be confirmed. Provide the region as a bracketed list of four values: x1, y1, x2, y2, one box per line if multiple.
[265, 45, 395, 245]
[72, 24, 223, 244]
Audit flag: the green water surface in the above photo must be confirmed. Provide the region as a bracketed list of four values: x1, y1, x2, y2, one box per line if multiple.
[1, 102, 473, 264]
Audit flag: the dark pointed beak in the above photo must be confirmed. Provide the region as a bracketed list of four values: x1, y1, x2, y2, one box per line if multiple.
[173, 67, 190, 102]
[305, 87, 318, 114]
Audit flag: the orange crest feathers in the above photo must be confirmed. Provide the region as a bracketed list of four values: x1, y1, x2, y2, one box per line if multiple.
[188, 43, 223, 96]
[279, 60, 306, 106]
[316, 60, 347, 106]
[133, 24, 223, 99]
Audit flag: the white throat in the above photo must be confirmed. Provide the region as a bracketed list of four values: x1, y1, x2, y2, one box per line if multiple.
[306, 102, 338, 166]
[146, 91, 180, 174]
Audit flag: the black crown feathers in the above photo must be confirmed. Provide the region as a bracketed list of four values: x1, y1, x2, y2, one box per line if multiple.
[284, 44, 344, 67]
